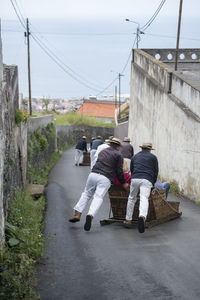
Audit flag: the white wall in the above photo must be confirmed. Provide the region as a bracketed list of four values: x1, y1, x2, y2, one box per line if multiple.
[129, 49, 200, 201]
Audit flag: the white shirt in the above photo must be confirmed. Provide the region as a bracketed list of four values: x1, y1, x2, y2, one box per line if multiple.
[94, 144, 110, 165]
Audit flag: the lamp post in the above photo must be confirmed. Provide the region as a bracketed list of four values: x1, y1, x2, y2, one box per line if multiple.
[125, 18, 144, 48]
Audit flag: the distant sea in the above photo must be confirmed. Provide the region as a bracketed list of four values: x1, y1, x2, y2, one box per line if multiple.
[1, 17, 199, 99]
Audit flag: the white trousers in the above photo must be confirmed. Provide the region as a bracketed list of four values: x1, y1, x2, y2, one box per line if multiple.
[75, 149, 83, 165]
[74, 172, 111, 217]
[126, 178, 152, 220]
[90, 149, 97, 169]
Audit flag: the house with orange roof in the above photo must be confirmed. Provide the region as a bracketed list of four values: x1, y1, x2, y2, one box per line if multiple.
[77, 99, 118, 122]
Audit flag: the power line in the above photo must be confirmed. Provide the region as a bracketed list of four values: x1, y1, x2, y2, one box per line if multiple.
[28, 22, 105, 90]
[121, 35, 137, 74]
[10, 0, 106, 93]
[31, 34, 102, 92]
[141, 0, 167, 31]
[10, 0, 26, 29]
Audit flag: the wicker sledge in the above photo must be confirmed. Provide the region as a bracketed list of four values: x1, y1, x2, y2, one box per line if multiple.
[100, 185, 182, 228]
[81, 152, 90, 166]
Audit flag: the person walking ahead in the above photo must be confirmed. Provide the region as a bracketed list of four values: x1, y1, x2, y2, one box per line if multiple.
[125, 142, 158, 233]
[69, 138, 129, 231]
[75, 136, 87, 166]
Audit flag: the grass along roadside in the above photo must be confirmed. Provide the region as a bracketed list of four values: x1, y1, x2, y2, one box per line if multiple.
[0, 151, 61, 299]
[33, 111, 114, 128]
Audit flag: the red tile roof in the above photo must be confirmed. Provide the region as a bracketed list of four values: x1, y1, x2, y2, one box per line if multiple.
[77, 102, 116, 118]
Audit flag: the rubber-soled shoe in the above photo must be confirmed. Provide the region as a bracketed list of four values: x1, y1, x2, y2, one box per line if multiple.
[123, 220, 132, 228]
[138, 217, 145, 233]
[69, 217, 80, 223]
[84, 215, 92, 231]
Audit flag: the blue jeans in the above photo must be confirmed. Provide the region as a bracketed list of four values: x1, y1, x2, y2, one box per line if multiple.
[162, 182, 170, 198]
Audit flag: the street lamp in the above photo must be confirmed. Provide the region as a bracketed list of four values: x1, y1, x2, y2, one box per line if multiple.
[125, 18, 144, 48]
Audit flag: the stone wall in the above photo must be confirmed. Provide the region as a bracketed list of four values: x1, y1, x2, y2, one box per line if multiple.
[2, 65, 27, 217]
[0, 25, 5, 244]
[27, 116, 56, 179]
[129, 49, 200, 201]
[56, 124, 114, 149]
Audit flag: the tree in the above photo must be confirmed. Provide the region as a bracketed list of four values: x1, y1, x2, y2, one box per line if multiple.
[42, 98, 50, 112]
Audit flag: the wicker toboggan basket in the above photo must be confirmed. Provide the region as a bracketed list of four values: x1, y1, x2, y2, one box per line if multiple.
[81, 152, 90, 166]
[108, 185, 180, 221]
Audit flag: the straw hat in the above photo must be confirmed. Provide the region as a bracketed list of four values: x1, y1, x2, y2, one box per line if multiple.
[82, 136, 87, 139]
[123, 137, 131, 142]
[140, 142, 155, 150]
[105, 139, 111, 145]
[110, 137, 122, 147]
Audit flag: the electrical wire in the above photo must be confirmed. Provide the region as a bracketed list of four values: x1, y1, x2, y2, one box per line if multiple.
[31, 34, 102, 92]
[10, 0, 107, 93]
[13, 0, 26, 26]
[141, 0, 167, 31]
[10, 0, 26, 29]
[28, 22, 105, 90]
[121, 35, 137, 74]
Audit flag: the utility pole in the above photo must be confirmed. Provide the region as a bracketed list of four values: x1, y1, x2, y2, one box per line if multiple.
[175, 0, 183, 71]
[118, 73, 124, 121]
[25, 18, 32, 115]
[136, 26, 139, 49]
[115, 85, 117, 109]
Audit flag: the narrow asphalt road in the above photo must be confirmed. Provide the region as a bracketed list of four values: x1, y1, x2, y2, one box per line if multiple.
[37, 147, 200, 300]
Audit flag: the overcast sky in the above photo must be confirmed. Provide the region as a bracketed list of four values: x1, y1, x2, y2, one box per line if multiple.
[2, 0, 200, 21]
[1, 0, 200, 98]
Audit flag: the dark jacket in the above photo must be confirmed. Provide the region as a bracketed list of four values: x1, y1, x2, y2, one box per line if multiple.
[130, 149, 158, 185]
[92, 146, 125, 184]
[75, 138, 87, 152]
[120, 142, 134, 159]
[91, 139, 103, 150]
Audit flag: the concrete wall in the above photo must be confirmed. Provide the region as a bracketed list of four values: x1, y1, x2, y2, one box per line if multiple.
[28, 115, 54, 135]
[114, 121, 129, 140]
[56, 124, 114, 149]
[129, 49, 200, 202]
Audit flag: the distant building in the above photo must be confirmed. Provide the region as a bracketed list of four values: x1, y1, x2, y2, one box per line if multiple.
[77, 99, 117, 122]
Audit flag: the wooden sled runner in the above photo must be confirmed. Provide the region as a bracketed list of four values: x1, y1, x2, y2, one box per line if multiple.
[100, 185, 182, 228]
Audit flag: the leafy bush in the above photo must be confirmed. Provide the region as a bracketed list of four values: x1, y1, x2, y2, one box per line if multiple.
[169, 180, 183, 197]
[15, 109, 29, 126]
[35, 130, 49, 151]
[0, 189, 45, 299]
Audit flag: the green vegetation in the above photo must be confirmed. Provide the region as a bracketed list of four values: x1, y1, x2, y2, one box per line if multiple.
[0, 122, 61, 298]
[28, 151, 60, 185]
[196, 200, 200, 205]
[0, 189, 45, 299]
[9, 157, 14, 166]
[42, 98, 50, 113]
[32, 111, 114, 127]
[169, 180, 184, 197]
[54, 111, 114, 127]
[35, 130, 49, 151]
[27, 123, 59, 184]
[15, 109, 29, 126]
